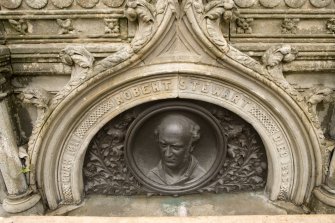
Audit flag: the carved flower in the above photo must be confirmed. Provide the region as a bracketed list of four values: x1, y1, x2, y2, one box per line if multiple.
[8, 19, 32, 35]
[326, 18, 335, 34]
[236, 17, 253, 34]
[281, 18, 299, 34]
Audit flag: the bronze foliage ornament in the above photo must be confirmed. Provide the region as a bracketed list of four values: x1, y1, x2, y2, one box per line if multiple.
[83, 100, 267, 196]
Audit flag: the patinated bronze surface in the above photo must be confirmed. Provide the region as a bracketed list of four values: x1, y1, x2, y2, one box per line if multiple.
[83, 100, 267, 195]
[125, 102, 226, 194]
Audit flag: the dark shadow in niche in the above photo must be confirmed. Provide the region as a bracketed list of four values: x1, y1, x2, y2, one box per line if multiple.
[83, 99, 268, 196]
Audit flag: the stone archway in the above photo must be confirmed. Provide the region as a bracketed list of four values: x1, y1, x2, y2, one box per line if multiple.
[32, 64, 320, 210]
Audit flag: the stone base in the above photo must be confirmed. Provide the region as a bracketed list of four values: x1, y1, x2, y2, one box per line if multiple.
[2, 192, 44, 214]
[64, 192, 304, 216]
[311, 186, 335, 214]
[1, 215, 335, 223]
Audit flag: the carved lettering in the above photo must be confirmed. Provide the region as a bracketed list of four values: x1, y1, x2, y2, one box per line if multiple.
[141, 84, 151, 94]
[115, 95, 124, 105]
[177, 78, 253, 112]
[178, 78, 187, 90]
[201, 83, 210, 93]
[231, 94, 241, 104]
[151, 82, 160, 92]
[190, 80, 200, 91]
[222, 88, 231, 100]
[277, 145, 289, 158]
[111, 80, 174, 106]
[132, 87, 141, 97]
[123, 91, 132, 100]
[61, 158, 73, 182]
[66, 142, 79, 156]
[211, 85, 221, 97]
[161, 80, 172, 90]
[272, 132, 283, 143]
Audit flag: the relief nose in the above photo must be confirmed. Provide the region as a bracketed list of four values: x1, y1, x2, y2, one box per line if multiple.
[164, 146, 173, 157]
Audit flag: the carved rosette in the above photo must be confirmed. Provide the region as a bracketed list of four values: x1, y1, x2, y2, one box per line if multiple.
[234, 0, 256, 7]
[259, 0, 281, 8]
[285, 0, 307, 8]
[236, 17, 253, 34]
[281, 18, 299, 34]
[310, 0, 331, 7]
[0, 0, 22, 8]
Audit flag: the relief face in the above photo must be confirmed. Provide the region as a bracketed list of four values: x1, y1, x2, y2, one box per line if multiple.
[125, 101, 227, 194]
[148, 114, 206, 186]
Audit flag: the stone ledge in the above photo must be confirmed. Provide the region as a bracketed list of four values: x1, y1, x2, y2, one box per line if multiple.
[1, 215, 335, 223]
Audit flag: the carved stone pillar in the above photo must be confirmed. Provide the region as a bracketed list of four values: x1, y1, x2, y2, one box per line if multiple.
[0, 46, 43, 214]
[0, 100, 28, 194]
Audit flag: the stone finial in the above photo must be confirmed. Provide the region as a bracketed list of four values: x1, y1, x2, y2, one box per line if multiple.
[19, 88, 51, 110]
[262, 44, 298, 79]
[59, 46, 94, 84]
[184, 0, 238, 53]
[18, 88, 52, 136]
[304, 86, 333, 115]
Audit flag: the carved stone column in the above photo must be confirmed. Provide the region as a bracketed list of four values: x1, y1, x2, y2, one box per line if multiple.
[0, 46, 43, 214]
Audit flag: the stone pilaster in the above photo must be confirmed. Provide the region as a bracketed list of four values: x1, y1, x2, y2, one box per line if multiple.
[0, 45, 43, 214]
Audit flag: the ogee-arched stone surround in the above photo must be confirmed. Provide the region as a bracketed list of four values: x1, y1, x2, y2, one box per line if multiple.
[24, 1, 324, 211]
[32, 62, 320, 210]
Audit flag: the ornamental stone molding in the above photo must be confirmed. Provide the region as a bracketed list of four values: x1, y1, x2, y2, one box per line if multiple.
[0, 0, 334, 216]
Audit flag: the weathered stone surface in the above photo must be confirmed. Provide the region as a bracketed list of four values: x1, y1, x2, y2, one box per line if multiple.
[2, 215, 335, 223]
[0, 0, 21, 9]
[259, 0, 281, 8]
[234, 0, 256, 8]
[25, 0, 47, 9]
[309, 0, 331, 7]
[0, 0, 334, 217]
[66, 192, 290, 216]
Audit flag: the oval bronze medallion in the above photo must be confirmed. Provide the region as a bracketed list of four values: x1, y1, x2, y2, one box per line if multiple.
[125, 101, 227, 194]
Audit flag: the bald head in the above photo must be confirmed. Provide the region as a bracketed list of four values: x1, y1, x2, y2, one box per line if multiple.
[155, 114, 200, 151]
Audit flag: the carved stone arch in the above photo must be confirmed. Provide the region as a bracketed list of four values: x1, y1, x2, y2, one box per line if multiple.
[29, 0, 322, 211]
[33, 64, 320, 210]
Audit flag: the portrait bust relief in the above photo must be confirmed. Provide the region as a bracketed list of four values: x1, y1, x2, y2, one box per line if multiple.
[125, 101, 227, 194]
[148, 114, 206, 186]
